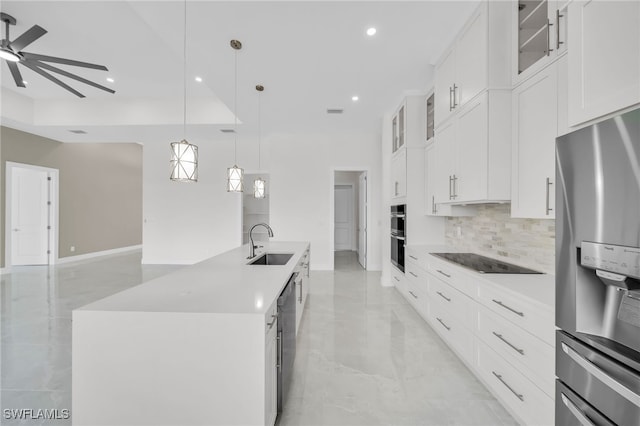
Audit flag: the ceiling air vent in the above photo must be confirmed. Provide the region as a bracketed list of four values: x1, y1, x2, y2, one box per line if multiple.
[220, 129, 236, 133]
[68, 130, 87, 134]
[327, 108, 344, 114]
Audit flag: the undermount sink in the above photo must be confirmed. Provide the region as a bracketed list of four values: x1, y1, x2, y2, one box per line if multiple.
[248, 253, 294, 266]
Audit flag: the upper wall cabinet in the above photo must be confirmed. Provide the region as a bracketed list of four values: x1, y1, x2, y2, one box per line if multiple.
[567, 0, 640, 127]
[513, 0, 568, 85]
[511, 62, 557, 219]
[434, 1, 511, 128]
[391, 95, 427, 199]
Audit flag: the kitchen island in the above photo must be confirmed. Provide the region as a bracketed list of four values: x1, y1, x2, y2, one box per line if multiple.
[72, 241, 310, 426]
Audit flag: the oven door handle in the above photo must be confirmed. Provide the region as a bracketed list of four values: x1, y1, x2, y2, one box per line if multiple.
[561, 343, 640, 407]
[390, 234, 405, 241]
[560, 393, 596, 426]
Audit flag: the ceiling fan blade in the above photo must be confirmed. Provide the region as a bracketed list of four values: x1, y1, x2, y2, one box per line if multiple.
[9, 25, 47, 51]
[7, 62, 26, 87]
[21, 52, 108, 71]
[21, 62, 85, 98]
[30, 60, 115, 94]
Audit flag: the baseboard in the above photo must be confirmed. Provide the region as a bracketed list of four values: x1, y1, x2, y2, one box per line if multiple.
[56, 245, 142, 265]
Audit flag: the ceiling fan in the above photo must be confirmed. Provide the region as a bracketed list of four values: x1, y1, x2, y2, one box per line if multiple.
[0, 12, 115, 98]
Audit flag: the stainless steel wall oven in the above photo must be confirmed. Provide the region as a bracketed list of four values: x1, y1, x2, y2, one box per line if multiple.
[556, 107, 640, 426]
[391, 204, 406, 272]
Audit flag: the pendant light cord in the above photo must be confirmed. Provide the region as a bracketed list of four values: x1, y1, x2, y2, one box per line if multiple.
[183, 0, 187, 140]
[234, 47, 238, 164]
[258, 89, 261, 170]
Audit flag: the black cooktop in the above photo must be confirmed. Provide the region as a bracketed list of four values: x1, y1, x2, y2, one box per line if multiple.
[431, 253, 543, 274]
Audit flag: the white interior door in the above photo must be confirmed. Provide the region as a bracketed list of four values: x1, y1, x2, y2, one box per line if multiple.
[334, 185, 352, 251]
[357, 173, 367, 269]
[11, 167, 50, 266]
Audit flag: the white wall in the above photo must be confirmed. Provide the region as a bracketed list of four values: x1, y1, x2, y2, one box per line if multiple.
[142, 139, 242, 264]
[269, 133, 382, 271]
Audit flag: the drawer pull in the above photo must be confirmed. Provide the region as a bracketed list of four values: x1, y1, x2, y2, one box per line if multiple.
[492, 371, 524, 402]
[436, 291, 451, 302]
[561, 393, 596, 426]
[409, 255, 418, 260]
[492, 299, 524, 317]
[409, 291, 418, 299]
[492, 332, 525, 355]
[436, 317, 451, 331]
[394, 276, 400, 282]
[436, 269, 451, 278]
[409, 271, 418, 278]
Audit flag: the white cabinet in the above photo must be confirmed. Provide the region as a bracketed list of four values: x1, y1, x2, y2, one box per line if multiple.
[511, 62, 557, 219]
[514, 0, 569, 84]
[434, 1, 511, 128]
[295, 249, 310, 336]
[264, 303, 278, 426]
[567, 0, 640, 126]
[390, 149, 407, 199]
[391, 105, 405, 153]
[431, 91, 511, 205]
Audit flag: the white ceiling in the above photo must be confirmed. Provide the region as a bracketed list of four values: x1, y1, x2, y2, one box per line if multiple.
[0, 0, 479, 145]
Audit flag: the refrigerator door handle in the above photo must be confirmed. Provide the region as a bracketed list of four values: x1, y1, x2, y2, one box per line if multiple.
[561, 393, 596, 426]
[561, 342, 640, 407]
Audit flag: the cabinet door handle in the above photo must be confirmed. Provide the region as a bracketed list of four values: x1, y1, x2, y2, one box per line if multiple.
[492, 371, 524, 401]
[546, 20, 554, 56]
[394, 276, 400, 282]
[298, 279, 303, 303]
[409, 271, 418, 278]
[432, 195, 437, 214]
[267, 314, 278, 329]
[492, 299, 524, 317]
[276, 332, 282, 370]
[452, 174, 458, 199]
[492, 332, 525, 355]
[436, 291, 451, 302]
[556, 10, 564, 50]
[452, 84, 458, 108]
[546, 177, 553, 215]
[409, 290, 418, 299]
[436, 269, 451, 278]
[436, 317, 451, 331]
[449, 176, 453, 200]
[409, 255, 418, 261]
[449, 86, 454, 111]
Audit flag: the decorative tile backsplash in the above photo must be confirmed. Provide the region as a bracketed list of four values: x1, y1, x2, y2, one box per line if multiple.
[445, 204, 556, 274]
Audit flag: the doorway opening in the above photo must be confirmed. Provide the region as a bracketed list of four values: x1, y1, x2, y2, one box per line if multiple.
[333, 170, 367, 271]
[5, 162, 59, 269]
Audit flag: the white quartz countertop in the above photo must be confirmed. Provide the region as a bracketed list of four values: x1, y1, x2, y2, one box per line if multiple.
[77, 241, 309, 315]
[406, 244, 555, 310]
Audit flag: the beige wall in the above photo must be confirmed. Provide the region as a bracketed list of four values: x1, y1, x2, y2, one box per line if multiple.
[445, 204, 555, 274]
[0, 126, 142, 267]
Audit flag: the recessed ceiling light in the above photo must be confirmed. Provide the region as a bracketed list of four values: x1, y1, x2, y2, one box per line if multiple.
[106, 77, 115, 83]
[366, 27, 377, 36]
[195, 76, 203, 83]
[352, 95, 359, 102]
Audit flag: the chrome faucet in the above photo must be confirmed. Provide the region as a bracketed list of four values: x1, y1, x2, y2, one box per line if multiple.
[248, 223, 274, 258]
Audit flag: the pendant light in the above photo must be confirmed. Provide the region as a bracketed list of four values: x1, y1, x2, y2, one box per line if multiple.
[170, 0, 198, 182]
[254, 84, 266, 198]
[227, 39, 243, 192]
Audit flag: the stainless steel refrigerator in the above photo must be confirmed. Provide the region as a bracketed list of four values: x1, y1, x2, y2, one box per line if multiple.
[556, 107, 640, 425]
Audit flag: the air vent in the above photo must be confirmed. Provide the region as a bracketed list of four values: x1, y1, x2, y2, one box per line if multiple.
[327, 108, 344, 114]
[68, 130, 87, 134]
[220, 129, 236, 133]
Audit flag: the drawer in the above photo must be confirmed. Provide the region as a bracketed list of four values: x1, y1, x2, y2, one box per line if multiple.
[406, 279, 428, 321]
[405, 260, 428, 294]
[477, 305, 555, 397]
[476, 341, 554, 426]
[391, 264, 408, 296]
[477, 281, 554, 346]
[426, 256, 475, 298]
[428, 274, 476, 331]
[405, 247, 428, 271]
[428, 299, 475, 366]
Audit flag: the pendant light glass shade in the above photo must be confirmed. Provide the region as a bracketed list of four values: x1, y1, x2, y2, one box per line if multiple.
[254, 177, 266, 198]
[170, 139, 198, 182]
[227, 165, 244, 192]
